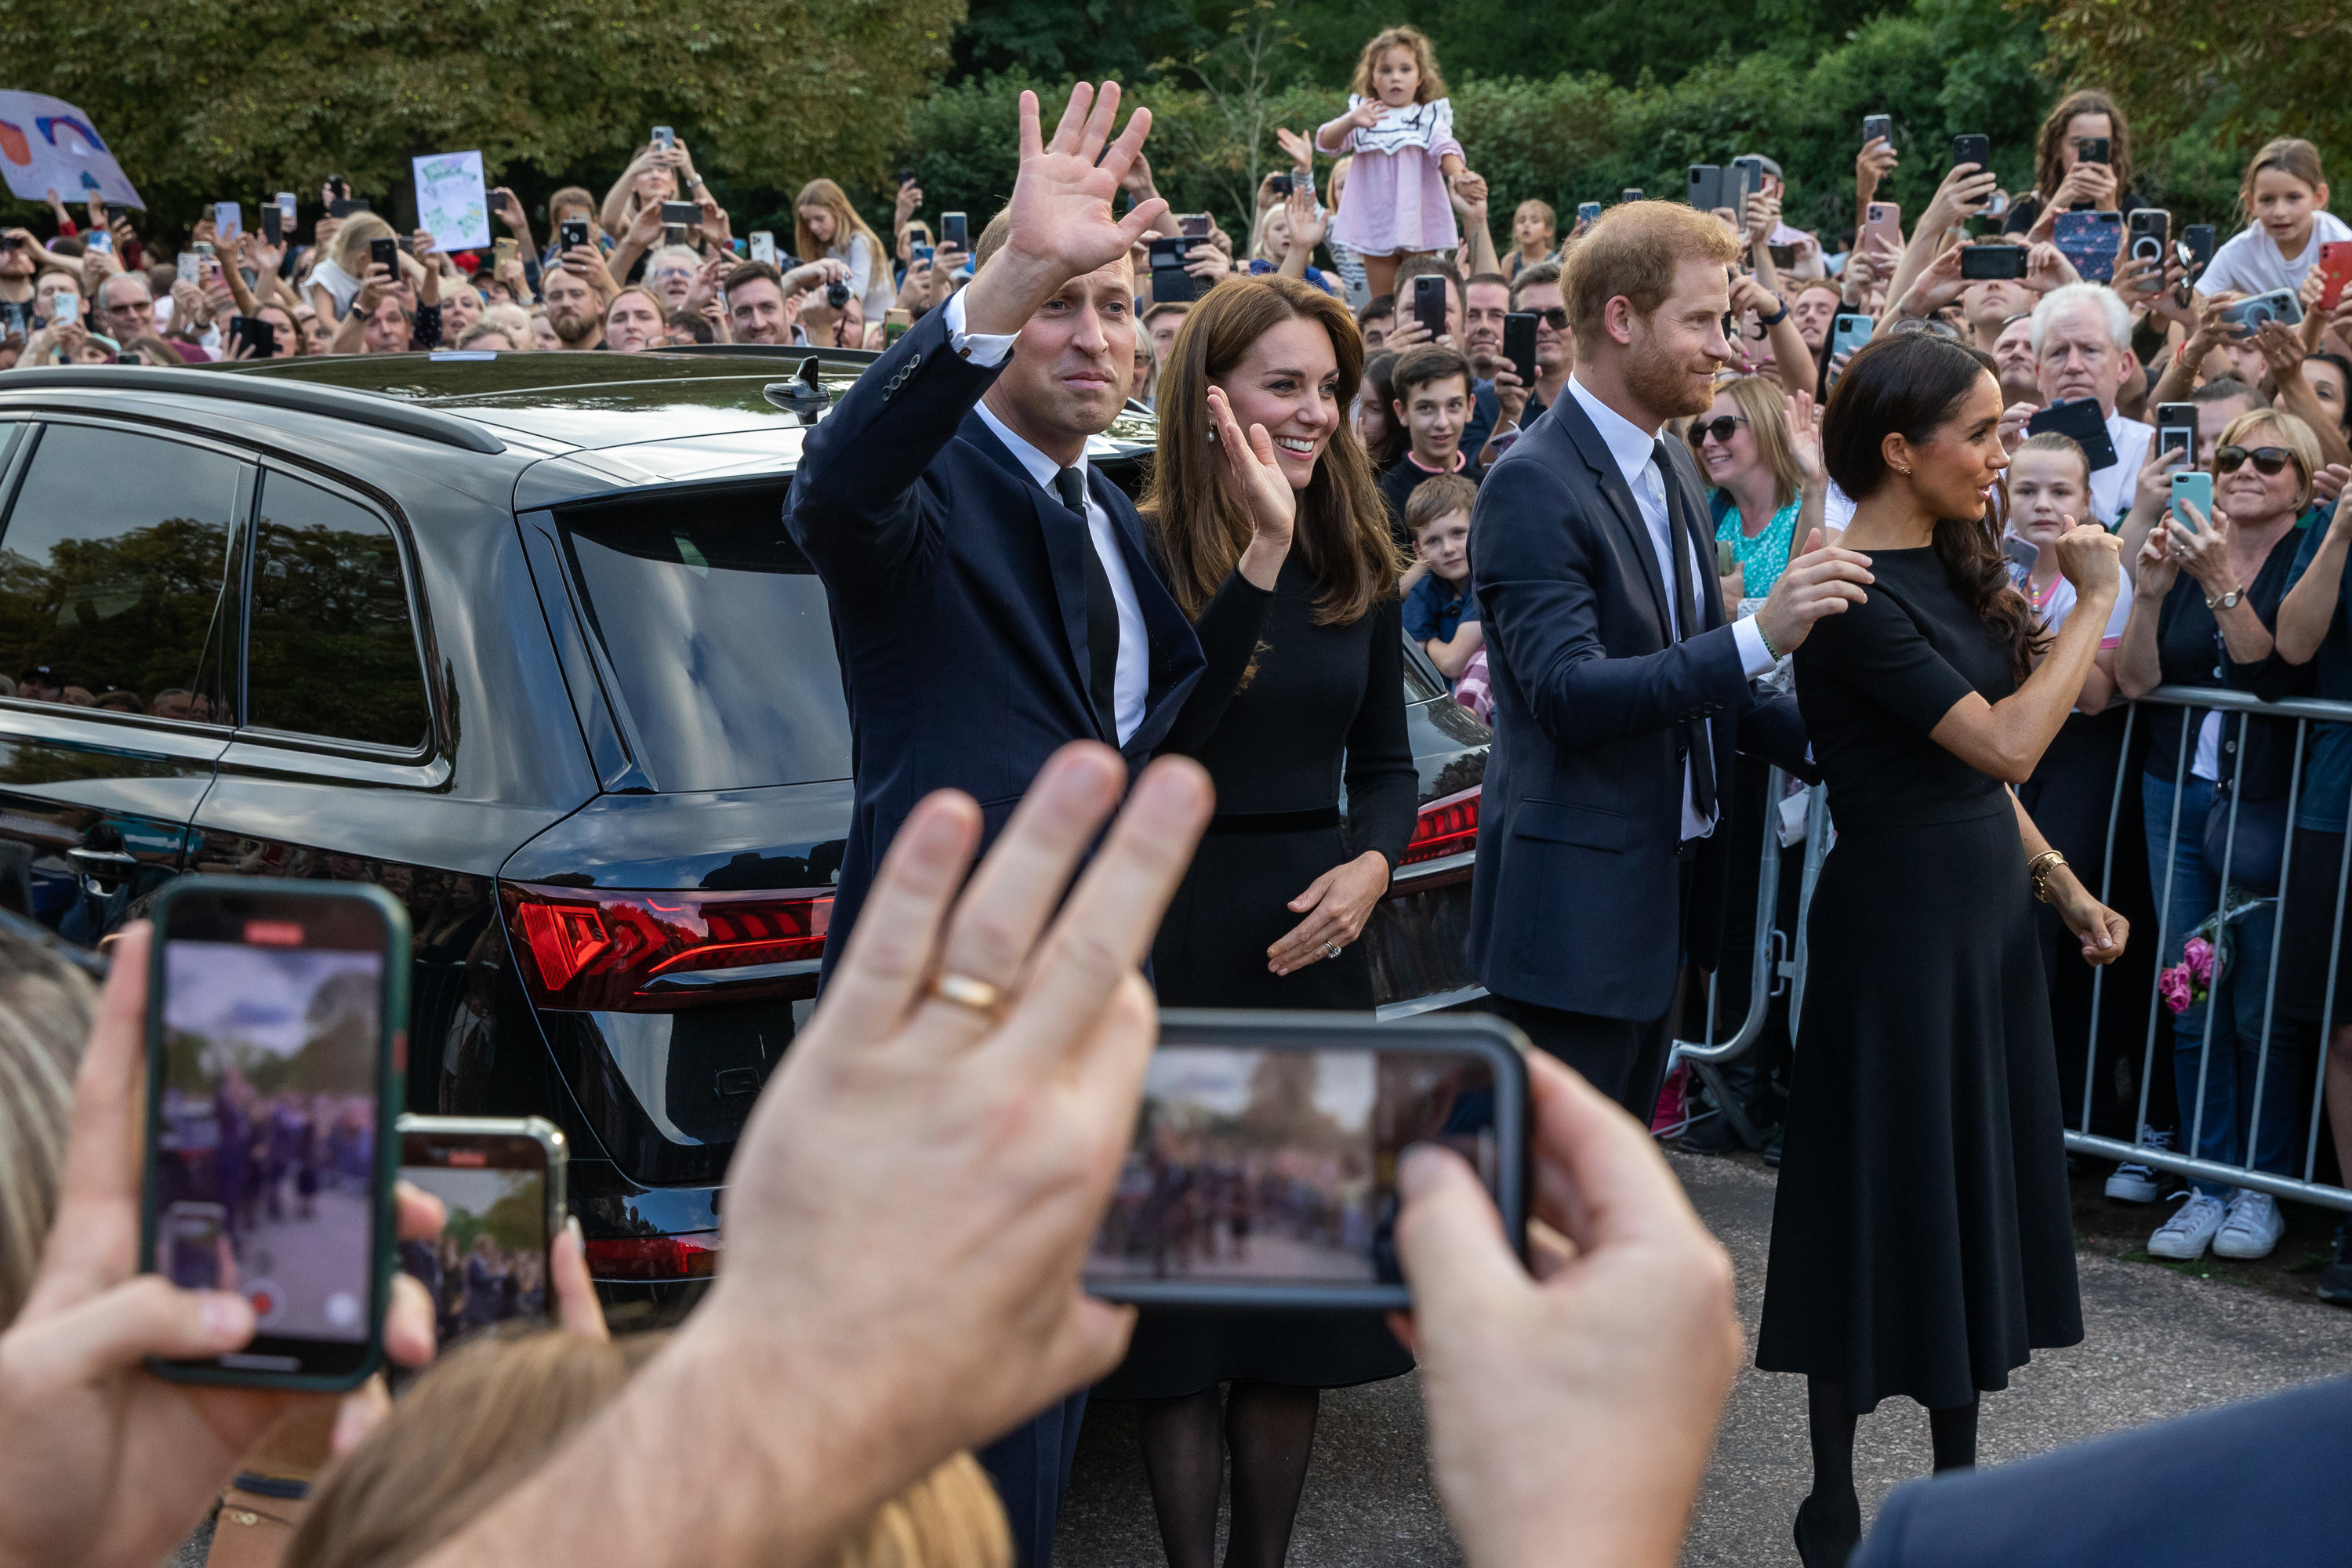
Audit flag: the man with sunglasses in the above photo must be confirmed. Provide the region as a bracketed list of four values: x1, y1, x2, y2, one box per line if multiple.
[2027, 283, 2155, 528]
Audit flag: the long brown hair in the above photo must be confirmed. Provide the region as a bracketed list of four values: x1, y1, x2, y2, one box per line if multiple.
[1142, 276, 1403, 626]
[285, 1329, 1009, 1568]
[2033, 89, 2133, 210]
[1821, 334, 2045, 681]
[1348, 24, 1446, 103]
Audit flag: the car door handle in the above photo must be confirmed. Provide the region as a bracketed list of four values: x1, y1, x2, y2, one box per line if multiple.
[66, 848, 140, 889]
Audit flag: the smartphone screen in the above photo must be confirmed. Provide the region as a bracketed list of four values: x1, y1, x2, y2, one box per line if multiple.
[146, 881, 403, 1384]
[397, 1117, 563, 1347]
[1085, 1014, 1526, 1309]
[1179, 213, 1212, 239]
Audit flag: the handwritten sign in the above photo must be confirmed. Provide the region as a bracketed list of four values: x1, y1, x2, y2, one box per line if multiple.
[412, 149, 490, 252]
[0, 91, 143, 209]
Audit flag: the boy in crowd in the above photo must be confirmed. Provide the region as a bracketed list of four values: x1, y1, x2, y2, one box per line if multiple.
[1378, 343, 1481, 540]
[1356, 292, 1394, 350]
[1401, 473, 1483, 682]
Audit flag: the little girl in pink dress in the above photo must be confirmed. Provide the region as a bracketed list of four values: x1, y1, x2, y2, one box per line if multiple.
[1316, 24, 1472, 303]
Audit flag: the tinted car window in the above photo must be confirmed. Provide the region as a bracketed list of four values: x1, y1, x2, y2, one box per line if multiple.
[244, 474, 430, 749]
[0, 423, 239, 720]
[560, 486, 851, 793]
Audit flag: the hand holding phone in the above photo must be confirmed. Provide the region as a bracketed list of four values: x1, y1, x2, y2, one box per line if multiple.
[397, 1116, 568, 1341]
[140, 879, 409, 1388]
[1414, 273, 1449, 339]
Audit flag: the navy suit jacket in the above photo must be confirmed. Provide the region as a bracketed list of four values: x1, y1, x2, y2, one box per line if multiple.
[1853, 1375, 2352, 1567]
[1465, 393, 1806, 1020]
[786, 306, 1207, 972]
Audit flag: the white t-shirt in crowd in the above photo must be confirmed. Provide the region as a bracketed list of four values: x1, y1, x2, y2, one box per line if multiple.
[2194, 210, 2352, 299]
[2092, 412, 2154, 530]
[310, 257, 365, 320]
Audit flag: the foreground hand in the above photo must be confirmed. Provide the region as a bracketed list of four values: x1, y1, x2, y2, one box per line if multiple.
[2132, 527, 2181, 599]
[2051, 521, 2122, 597]
[1392, 1051, 1740, 1568]
[1997, 399, 2038, 455]
[695, 746, 1210, 1508]
[0, 925, 443, 1568]
[1268, 851, 1390, 975]
[1755, 527, 1873, 654]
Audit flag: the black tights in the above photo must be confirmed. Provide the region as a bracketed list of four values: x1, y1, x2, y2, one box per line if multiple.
[1134, 1381, 1320, 1568]
[1800, 1378, 1978, 1564]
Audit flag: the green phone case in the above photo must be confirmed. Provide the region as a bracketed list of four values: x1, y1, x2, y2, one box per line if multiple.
[139, 877, 409, 1392]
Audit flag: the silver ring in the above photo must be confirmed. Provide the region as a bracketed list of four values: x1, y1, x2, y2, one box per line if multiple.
[1322, 940, 1341, 960]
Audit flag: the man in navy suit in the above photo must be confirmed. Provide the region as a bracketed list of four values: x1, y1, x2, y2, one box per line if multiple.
[786, 83, 1198, 1566]
[1466, 201, 1871, 1121]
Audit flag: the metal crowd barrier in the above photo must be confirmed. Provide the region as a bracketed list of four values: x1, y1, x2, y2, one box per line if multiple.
[1661, 695, 2352, 1217]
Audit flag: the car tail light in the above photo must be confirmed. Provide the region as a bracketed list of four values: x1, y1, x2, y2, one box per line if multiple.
[1402, 786, 1480, 865]
[500, 881, 830, 1011]
[585, 1234, 720, 1282]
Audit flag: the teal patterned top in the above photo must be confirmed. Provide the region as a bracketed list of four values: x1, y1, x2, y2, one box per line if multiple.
[1716, 499, 1800, 598]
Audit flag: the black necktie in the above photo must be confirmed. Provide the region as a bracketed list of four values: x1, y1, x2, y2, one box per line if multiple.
[1653, 439, 1717, 822]
[1056, 465, 1121, 743]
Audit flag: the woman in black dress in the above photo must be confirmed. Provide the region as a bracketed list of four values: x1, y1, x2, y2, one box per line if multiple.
[1754, 335, 2132, 1566]
[1094, 274, 1416, 1568]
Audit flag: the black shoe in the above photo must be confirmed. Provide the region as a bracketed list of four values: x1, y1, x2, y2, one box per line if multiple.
[1762, 1123, 1784, 1167]
[1794, 1491, 1860, 1568]
[2320, 1224, 2352, 1308]
[1679, 1109, 1743, 1153]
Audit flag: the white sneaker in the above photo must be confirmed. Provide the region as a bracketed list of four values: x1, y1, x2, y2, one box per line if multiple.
[2148, 1192, 2229, 1259]
[2106, 1127, 2173, 1203]
[2213, 1190, 2286, 1260]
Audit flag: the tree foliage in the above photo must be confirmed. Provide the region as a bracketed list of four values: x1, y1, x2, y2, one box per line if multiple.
[2040, 0, 2352, 165]
[0, 0, 964, 229]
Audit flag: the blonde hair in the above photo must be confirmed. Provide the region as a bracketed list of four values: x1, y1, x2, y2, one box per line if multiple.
[0, 930, 95, 1330]
[1512, 199, 1557, 240]
[1247, 201, 1293, 264]
[1348, 25, 1446, 103]
[327, 213, 395, 278]
[1687, 375, 1803, 514]
[2011, 430, 2092, 490]
[2238, 137, 2327, 220]
[795, 179, 885, 271]
[1565, 202, 1741, 358]
[285, 1330, 1009, 1568]
[2217, 408, 2323, 512]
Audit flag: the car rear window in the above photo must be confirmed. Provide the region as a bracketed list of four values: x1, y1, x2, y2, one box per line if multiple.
[558, 485, 851, 793]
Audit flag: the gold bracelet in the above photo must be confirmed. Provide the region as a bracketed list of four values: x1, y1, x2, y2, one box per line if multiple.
[2027, 849, 2067, 903]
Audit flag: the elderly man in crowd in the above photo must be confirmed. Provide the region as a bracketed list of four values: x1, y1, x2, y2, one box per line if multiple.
[2005, 282, 2154, 528]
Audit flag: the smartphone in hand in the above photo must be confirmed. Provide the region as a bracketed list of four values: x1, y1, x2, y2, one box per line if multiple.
[1504, 310, 1539, 390]
[2171, 470, 2214, 531]
[1413, 274, 1448, 339]
[397, 1116, 567, 1345]
[140, 878, 408, 1390]
[2156, 402, 2197, 467]
[1083, 1011, 1530, 1310]
[369, 236, 399, 277]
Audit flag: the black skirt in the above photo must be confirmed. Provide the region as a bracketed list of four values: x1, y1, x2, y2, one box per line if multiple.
[1094, 823, 1415, 1399]
[1755, 808, 2084, 1412]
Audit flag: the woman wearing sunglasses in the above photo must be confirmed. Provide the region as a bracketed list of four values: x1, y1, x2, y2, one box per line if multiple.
[1688, 376, 1829, 619]
[2118, 408, 2323, 1265]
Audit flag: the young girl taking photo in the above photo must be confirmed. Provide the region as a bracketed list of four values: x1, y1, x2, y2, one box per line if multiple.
[1316, 25, 1479, 301]
[2196, 137, 2349, 300]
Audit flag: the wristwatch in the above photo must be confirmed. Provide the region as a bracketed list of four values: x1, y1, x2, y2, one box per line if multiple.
[2205, 584, 2244, 611]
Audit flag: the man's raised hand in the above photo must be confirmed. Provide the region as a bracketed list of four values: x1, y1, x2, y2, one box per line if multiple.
[966, 83, 1167, 336]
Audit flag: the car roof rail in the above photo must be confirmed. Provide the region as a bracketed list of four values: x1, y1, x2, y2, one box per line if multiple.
[0, 365, 508, 455]
[658, 343, 880, 368]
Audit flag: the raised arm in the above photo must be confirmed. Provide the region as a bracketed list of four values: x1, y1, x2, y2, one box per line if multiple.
[2278, 505, 2351, 665]
[1926, 524, 2121, 782]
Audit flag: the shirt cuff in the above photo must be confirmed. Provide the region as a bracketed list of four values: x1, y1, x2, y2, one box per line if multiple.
[943, 289, 1016, 367]
[1733, 615, 1777, 678]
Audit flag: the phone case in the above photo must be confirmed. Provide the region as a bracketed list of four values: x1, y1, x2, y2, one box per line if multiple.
[1830, 315, 1874, 358]
[140, 878, 409, 1392]
[2027, 396, 2120, 470]
[2171, 470, 2214, 528]
[1862, 203, 1901, 254]
[2052, 211, 2122, 283]
[1083, 1010, 1530, 1310]
[2317, 243, 2352, 311]
[1686, 165, 1723, 213]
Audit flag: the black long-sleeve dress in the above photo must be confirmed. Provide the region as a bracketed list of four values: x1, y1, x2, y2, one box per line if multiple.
[1756, 548, 2082, 1413]
[1094, 551, 1420, 1399]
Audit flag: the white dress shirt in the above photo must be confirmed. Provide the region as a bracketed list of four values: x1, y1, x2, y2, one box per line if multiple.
[946, 289, 1149, 745]
[1566, 373, 1777, 840]
[2093, 412, 2154, 531]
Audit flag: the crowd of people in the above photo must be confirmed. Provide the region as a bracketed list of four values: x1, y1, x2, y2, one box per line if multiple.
[2, 31, 2352, 1568]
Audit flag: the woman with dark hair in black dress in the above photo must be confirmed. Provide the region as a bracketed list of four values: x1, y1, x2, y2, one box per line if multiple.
[1755, 334, 2133, 1566]
[1094, 274, 1416, 1568]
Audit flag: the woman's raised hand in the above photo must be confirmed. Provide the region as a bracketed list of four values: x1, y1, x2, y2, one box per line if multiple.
[2052, 520, 2122, 598]
[1207, 383, 1295, 589]
[1784, 391, 1827, 491]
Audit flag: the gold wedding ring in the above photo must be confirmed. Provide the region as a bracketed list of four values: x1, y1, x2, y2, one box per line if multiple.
[928, 971, 1004, 1014]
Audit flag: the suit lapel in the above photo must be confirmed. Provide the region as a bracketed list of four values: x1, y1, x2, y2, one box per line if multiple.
[957, 412, 1106, 741]
[1553, 395, 1671, 643]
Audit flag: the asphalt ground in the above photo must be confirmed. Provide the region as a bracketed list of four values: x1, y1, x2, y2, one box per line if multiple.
[169, 1152, 2352, 1567]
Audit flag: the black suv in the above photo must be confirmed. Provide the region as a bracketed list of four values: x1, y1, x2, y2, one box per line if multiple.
[0, 350, 1487, 1284]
